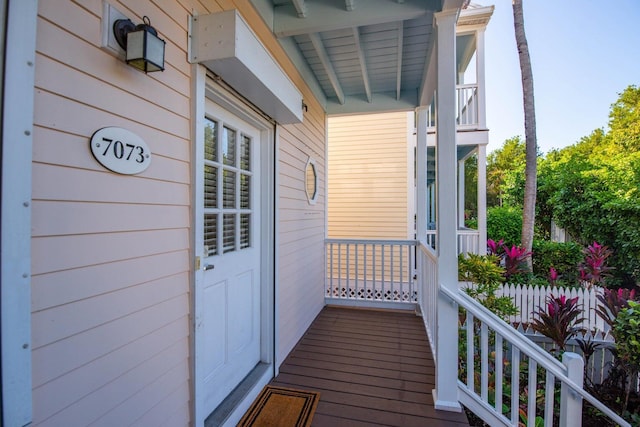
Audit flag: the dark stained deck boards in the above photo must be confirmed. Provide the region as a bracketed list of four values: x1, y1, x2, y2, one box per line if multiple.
[271, 306, 469, 426]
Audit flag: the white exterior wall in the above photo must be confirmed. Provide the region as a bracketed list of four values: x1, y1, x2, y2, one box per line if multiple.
[276, 105, 327, 365]
[29, 0, 326, 425]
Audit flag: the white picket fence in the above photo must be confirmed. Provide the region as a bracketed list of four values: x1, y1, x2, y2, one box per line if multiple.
[497, 283, 607, 333]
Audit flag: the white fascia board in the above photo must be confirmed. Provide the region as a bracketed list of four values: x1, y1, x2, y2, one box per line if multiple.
[190, 10, 303, 124]
[326, 90, 417, 116]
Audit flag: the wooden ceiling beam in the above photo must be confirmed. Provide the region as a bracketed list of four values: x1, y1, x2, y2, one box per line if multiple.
[309, 32, 345, 104]
[352, 27, 372, 103]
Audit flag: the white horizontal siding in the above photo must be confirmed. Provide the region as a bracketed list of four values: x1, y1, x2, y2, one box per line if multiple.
[30, 0, 201, 425]
[276, 102, 326, 366]
[328, 112, 411, 239]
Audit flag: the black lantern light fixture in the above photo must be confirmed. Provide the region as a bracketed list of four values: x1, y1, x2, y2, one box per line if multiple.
[113, 16, 165, 73]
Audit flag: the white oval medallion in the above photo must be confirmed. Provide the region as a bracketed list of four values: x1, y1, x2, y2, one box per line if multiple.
[90, 127, 151, 175]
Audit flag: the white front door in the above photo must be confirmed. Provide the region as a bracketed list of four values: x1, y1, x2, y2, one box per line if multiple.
[197, 98, 262, 420]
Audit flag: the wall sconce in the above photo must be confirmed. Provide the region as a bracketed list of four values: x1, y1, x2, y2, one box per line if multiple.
[113, 16, 165, 73]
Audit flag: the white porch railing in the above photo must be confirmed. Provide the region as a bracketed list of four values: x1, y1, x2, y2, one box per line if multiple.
[325, 239, 417, 309]
[427, 84, 480, 129]
[417, 243, 439, 357]
[442, 286, 631, 427]
[457, 83, 479, 128]
[425, 228, 479, 255]
[326, 240, 630, 425]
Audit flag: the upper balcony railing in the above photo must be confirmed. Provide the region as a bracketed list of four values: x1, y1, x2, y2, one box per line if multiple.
[426, 228, 479, 255]
[427, 83, 480, 129]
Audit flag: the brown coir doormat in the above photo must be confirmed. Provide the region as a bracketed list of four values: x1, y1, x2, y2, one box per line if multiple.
[237, 385, 320, 427]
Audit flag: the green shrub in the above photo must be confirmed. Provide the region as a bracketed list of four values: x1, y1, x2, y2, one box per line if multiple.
[458, 253, 518, 321]
[531, 240, 583, 286]
[487, 206, 522, 247]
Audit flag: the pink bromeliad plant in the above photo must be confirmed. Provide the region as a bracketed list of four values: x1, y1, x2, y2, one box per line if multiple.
[486, 238, 504, 256]
[579, 241, 614, 288]
[531, 294, 585, 353]
[485, 239, 531, 280]
[502, 244, 532, 280]
[549, 266, 559, 287]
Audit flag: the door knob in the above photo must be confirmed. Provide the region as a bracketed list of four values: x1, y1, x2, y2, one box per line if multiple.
[204, 264, 215, 271]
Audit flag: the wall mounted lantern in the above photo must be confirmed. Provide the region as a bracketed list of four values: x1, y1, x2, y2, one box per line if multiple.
[113, 16, 165, 73]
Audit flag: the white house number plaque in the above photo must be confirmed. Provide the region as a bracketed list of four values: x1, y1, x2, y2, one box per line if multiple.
[90, 127, 151, 175]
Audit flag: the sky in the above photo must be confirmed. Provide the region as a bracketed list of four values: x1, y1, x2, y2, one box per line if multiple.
[483, 0, 640, 154]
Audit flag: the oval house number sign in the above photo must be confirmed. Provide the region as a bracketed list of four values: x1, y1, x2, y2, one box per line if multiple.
[90, 127, 151, 175]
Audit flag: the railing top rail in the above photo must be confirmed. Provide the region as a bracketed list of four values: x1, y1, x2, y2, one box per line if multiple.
[418, 240, 437, 258]
[457, 83, 479, 89]
[443, 286, 631, 427]
[325, 238, 417, 246]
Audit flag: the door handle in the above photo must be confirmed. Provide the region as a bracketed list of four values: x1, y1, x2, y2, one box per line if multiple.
[203, 264, 215, 271]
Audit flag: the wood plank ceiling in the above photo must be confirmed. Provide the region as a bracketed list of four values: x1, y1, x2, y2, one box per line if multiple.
[258, 0, 457, 115]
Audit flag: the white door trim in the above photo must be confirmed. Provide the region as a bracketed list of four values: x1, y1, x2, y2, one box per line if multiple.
[191, 65, 276, 426]
[1, 1, 37, 425]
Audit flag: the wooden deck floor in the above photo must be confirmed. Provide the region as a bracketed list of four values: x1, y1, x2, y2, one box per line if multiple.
[271, 306, 469, 426]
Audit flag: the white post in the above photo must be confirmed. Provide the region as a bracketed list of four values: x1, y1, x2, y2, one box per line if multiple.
[416, 107, 428, 310]
[560, 352, 584, 427]
[416, 107, 428, 242]
[476, 28, 487, 130]
[433, 8, 461, 413]
[2, 1, 37, 425]
[477, 144, 487, 255]
[458, 158, 466, 230]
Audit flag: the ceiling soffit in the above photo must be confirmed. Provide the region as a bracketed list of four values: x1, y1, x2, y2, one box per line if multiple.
[260, 0, 447, 115]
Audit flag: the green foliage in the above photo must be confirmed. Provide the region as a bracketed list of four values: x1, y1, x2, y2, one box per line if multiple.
[536, 85, 640, 286]
[613, 301, 640, 371]
[464, 154, 478, 223]
[531, 240, 583, 286]
[613, 300, 640, 412]
[458, 254, 519, 321]
[487, 136, 526, 207]
[487, 206, 522, 247]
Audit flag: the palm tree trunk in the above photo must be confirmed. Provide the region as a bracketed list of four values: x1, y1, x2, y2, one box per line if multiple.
[512, 0, 537, 271]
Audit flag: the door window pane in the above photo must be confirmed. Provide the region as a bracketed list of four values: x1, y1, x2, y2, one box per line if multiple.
[223, 214, 236, 253]
[240, 135, 251, 171]
[223, 170, 236, 209]
[204, 214, 218, 256]
[240, 174, 250, 209]
[240, 214, 250, 249]
[204, 165, 217, 208]
[223, 126, 236, 166]
[204, 119, 217, 161]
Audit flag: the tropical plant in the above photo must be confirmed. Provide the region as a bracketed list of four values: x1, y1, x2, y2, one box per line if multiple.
[531, 294, 585, 353]
[503, 244, 532, 280]
[579, 241, 614, 288]
[458, 253, 519, 321]
[596, 288, 637, 330]
[613, 301, 640, 412]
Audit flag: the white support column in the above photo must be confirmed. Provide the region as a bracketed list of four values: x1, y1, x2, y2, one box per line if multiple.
[477, 144, 487, 254]
[476, 28, 487, 129]
[433, 8, 461, 413]
[2, 1, 37, 425]
[416, 106, 428, 310]
[560, 352, 584, 427]
[458, 158, 465, 229]
[416, 107, 428, 242]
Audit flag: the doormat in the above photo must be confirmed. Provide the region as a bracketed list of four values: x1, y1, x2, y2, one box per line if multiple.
[237, 385, 320, 427]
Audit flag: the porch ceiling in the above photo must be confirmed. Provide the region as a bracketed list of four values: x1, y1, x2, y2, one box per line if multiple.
[253, 0, 466, 115]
